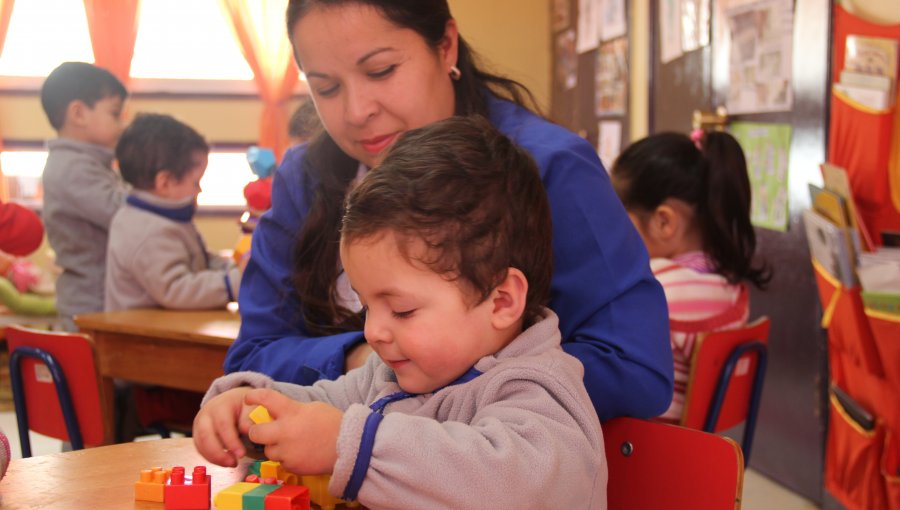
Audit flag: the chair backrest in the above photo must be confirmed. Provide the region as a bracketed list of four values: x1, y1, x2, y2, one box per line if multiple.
[5, 325, 106, 456]
[604, 417, 744, 510]
[681, 317, 770, 461]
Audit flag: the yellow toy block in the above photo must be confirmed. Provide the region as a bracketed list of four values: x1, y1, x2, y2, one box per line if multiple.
[301, 474, 358, 510]
[213, 482, 259, 510]
[260, 460, 299, 486]
[249, 405, 272, 424]
[134, 467, 170, 502]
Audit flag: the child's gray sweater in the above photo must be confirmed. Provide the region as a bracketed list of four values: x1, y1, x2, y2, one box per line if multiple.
[205, 309, 607, 509]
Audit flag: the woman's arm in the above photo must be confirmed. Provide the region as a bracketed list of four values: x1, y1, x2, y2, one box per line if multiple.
[224, 146, 365, 384]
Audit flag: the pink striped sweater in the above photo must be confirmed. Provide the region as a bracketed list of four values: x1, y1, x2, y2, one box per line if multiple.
[652, 252, 749, 423]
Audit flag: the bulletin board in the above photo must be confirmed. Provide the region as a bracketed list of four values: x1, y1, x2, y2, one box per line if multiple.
[549, 0, 631, 171]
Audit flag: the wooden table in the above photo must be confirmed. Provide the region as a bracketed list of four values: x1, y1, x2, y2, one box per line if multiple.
[74, 309, 240, 444]
[0, 438, 252, 509]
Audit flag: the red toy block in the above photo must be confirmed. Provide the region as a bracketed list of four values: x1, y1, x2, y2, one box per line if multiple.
[164, 465, 211, 510]
[135, 467, 170, 502]
[264, 484, 311, 510]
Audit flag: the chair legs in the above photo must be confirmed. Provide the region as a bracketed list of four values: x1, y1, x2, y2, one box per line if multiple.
[703, 341, 768, 463]
[9, 347, 84, 457]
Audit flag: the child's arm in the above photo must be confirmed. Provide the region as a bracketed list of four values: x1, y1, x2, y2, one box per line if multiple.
[125, 234, 241, 309]
[330, 372, 605, 508]
[53, 158, 127, 229]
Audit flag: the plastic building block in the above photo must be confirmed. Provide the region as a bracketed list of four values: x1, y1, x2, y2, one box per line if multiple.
[250, 405, 273, 424]
[264, 485, 311, 510]
[300, 474, 358, 510]
[135, 467, 170, 502]
[164, 465, 210, 510]
[243, 483, 282, 510]
[260, 460, 299, 486]
[214, 482, 259, 510]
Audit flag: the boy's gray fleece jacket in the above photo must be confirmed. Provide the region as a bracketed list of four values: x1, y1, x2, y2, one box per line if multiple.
[204, 309, 607, 510]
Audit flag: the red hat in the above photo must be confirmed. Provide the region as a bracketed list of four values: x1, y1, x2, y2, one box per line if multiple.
[0, 202, 44, 256]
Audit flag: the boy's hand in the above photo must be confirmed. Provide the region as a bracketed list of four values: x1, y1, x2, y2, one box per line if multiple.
[244, 389, 343, 475]
[192, 386, 254, 467]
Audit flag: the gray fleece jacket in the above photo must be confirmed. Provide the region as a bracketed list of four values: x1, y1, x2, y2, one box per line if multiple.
[204, 309, 607, 510]
[41, 138, 128, 323]
[105, 190, 240, 311]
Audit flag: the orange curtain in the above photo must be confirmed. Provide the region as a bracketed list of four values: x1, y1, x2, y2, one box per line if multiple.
[83, 0, 140, 87]
[0, 0, 16, 201]
[220, 0, 299, 162]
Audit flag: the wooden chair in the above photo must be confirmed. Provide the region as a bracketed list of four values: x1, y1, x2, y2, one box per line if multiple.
[604, 417, 744, 509]
[6, 325, 107, 457]
[681, 317, 771, 463]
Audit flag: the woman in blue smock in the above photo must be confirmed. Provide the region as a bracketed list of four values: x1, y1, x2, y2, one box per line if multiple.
[226, 0, 673, 421]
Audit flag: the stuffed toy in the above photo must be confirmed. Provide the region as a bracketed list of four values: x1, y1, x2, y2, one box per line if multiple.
[234, 146, 276, 265]
[0, 201, 56, 315]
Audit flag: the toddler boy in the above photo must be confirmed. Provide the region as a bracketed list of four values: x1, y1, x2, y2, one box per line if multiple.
[40, 61, 128, 330]
[193, 116, 607, 509]
[106, 113, 240, 310]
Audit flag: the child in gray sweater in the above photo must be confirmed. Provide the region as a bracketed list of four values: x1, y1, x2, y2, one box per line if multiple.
[193, 116, 607, 509]
[105, 113, 240, 311]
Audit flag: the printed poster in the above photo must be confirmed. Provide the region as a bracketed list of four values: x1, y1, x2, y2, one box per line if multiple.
[659, 0, 683, 64]
[601, 0, 627, 41]
[680, 0, 710, 53]
[595, 37, 628, 116]
[597, 120, 623, 171]
[729, 121, 792, 231]
[725, 0, 794, 114]
[577, 0, 602, 53]
[556, 29, 578, 90]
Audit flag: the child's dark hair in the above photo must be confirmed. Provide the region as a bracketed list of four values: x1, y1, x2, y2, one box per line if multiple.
[115, 113, 209, 190]
[612, 131, 770, 288]
[337, 115, 553, 330]
[40, 62, 127, 130]
[288, 98, 321, 142]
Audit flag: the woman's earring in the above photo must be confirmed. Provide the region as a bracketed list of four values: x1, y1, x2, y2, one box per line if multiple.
[449, 65, 461, 80]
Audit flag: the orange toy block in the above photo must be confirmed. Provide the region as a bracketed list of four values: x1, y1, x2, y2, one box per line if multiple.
[164, 466, 210, 510]
[135, 467, 170, 502]
[264, 484, 311, 510]
[214, 482, 260, 510]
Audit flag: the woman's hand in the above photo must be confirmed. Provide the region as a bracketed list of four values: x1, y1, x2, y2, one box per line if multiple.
[344, 342, 373, 372]
[244, 389, 343, 475]
[192, 386, 254, 467]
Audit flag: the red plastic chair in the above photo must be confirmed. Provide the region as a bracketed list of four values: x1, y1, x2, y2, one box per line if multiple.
[604, 417, 745, 509]
[6, 325, 107, 457]
[681, 317, 771, 463]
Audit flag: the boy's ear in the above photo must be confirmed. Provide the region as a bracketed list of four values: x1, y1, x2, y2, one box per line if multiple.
[490, 267, 527, 330]
[66, 100, 88, 127]
[154, 170, 174, 193]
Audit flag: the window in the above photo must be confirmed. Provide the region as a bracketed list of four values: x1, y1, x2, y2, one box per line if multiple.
[1, 150, 256, 209]
[0, 0, 94, 78]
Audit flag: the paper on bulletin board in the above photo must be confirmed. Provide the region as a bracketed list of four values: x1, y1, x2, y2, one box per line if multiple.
[659, 0, 683, 63]
[552, 0, 570, 31]
[729, 121, 792, 231]
[597, 120, 623, 172]
[577, 0, 602, 53]
[556, 29, 578, 90]
[681, 0, 710, 53]
[595, 37, 628, 116]
[601, 0, 627, 41]
[725, 0, 794, 114]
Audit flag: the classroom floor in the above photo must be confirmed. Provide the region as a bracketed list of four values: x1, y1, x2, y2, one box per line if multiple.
[0, 411, 820, 509]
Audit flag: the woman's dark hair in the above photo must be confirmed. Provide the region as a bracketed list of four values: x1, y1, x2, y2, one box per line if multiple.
[286, 0, 541, 334]
[342, 115, 552, 327]
[611, 131, 771, 289]
[116, 113, 209, 190]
